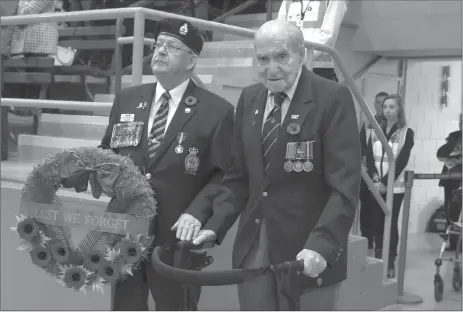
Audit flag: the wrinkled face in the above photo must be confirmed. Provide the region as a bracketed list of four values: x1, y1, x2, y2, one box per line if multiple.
[383, 98, 399, 121]
[254, 38, 304, 93]
[151, 34, 195, 76]
[374, 95, 386, 115]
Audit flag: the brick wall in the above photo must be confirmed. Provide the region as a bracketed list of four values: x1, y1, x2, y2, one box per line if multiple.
[404, 59, 462, 233]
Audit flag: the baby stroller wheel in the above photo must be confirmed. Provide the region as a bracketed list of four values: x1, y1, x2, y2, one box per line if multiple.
[452, 265, 462, 291]
[434, 274, 444, 302]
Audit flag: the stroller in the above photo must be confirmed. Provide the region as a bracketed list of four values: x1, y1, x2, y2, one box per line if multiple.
[433, 185, 462, 302]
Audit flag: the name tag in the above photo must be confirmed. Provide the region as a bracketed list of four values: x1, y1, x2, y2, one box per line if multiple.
[120, 114, 135, 122]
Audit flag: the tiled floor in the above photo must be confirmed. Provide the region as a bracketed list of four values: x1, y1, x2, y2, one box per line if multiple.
[386, 233, 462, 310]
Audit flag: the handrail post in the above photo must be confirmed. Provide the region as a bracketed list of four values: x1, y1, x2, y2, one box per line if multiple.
[382, 163, 396, 280]
[266, 0, 273, 21]
[132, 10, 145, 86]
[115, 17, 124, 95]
[396, 171, 424, 304]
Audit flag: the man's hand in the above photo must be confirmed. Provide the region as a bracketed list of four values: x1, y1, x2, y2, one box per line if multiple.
[171, 214, 201, 241]
[192, 230, 216, 245]
[296, 249, 327, 278]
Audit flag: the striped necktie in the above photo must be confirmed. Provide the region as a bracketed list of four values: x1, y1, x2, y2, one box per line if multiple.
[148, 91, 170, 159]
[262, 92, 286, 171]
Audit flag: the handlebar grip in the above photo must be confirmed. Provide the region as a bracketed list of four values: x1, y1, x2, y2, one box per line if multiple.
[271, 260, 305, 273]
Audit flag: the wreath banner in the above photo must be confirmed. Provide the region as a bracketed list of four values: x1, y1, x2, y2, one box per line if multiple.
[19, 201, 153, 236]
[11, 147, 157, 294]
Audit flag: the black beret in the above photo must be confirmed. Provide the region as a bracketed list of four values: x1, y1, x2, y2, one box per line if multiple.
[154, 18, 203, 55]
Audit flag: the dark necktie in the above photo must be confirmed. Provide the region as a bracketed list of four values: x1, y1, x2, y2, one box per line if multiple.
[148, 91, 170, 159]
[262, 92, 286, 171]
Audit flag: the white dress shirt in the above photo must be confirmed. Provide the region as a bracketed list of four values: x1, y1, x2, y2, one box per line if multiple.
[262, 68, 302, 131]
[147, 78, 190, 135]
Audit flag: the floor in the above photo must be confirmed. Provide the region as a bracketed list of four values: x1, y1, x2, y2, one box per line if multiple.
[386, 233, 462, 310]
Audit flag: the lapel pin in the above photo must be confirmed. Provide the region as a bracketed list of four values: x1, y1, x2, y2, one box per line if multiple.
[291, 114, 299, 119]
[184, 96, 197, 106]
[185, 108, 191, 113]
[137, 102, 147, 110]
[255, 109, 259, 115]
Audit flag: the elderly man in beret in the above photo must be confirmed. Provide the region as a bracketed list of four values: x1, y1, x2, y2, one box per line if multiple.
[100, 18, 234, 311]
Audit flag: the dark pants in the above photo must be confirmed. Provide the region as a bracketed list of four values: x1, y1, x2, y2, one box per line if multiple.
[373, 193, 404, 266]
[313, 67, 338, 82]
[112, 248, 200, 311]
[359, 180, 375, 248]
[444, 186, 461, 249]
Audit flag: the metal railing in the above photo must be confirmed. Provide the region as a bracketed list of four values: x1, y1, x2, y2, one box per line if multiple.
[0, 6, 396, 281]
[397, 171, 462, 304]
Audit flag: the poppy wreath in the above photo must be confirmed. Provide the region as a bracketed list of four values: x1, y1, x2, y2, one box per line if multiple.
[11, 147, 156, 293]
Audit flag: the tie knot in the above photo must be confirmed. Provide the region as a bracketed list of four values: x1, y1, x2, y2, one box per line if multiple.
[161, 91, 171, 101]
[272, 92, 287, 107]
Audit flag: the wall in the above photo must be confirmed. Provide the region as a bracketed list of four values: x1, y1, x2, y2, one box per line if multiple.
[404, 59, 462, 233]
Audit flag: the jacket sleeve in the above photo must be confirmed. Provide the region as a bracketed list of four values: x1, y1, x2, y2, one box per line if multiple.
[185, 104, 235, 226]
[380, 128, 415, 186]
[198, 91, 250, 245]
[303, 85, 361, 265]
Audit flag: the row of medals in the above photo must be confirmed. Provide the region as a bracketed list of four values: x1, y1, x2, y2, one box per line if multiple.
[284, 159, 313, 172]
[284, 142, 314, 173]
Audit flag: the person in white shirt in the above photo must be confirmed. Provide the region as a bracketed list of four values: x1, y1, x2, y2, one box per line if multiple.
[277, 0, 347, 81]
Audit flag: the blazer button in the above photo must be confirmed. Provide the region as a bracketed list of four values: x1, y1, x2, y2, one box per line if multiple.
[317, 278, 323, 286]
[262, 191, 268, 197]
[145, 173, 152, 179]
[254, 219, 261, 224]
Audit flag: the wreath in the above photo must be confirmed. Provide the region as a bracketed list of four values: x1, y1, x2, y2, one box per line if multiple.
[10, 147, 156, 293]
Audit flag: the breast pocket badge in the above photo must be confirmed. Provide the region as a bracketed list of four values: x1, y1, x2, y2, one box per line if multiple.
[110, 121, 144, 148]
[185, 147, 200, 175]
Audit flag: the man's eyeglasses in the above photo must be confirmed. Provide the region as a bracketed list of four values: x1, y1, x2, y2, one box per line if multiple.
[151, 42, 193, 54]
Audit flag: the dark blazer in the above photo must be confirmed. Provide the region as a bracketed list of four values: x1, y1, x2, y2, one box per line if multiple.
[100, 80, 235, 245]
[437, 130, 462, 189]
[187, 67, 361, 287]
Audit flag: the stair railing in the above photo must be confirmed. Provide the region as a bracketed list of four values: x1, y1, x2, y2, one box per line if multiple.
[0, 6, 396, 281]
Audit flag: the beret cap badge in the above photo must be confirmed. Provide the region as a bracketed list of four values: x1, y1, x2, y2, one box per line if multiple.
[179, 23, 188, 36]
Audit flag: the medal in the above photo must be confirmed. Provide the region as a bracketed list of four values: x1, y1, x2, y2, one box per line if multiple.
[303, 160, 313, 172]
[185, 147, 200, 174]
[284, 142, 297, 172]
[175, 132, 187, 154]
[284, 161, 294, 172]
[294, 161, 303, 172]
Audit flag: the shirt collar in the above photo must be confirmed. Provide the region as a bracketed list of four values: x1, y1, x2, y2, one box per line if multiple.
[155, 78, 190, 106]
[267, 68, 302, 101]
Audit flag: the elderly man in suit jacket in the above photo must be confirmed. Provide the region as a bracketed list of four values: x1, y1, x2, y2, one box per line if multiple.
[100, 18, 234, 311]
[181, 19, 361, 310]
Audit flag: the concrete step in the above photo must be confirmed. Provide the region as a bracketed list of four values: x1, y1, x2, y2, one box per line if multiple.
[38, 113, 108, 140]
[17, 134, 100, 163]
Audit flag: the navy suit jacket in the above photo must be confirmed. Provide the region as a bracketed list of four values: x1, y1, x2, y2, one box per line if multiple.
[100, 80, 235, 245]
[188, 67, 361, 288]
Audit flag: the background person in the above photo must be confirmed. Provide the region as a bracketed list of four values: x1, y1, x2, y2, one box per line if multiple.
[366, 94, 414, 278]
